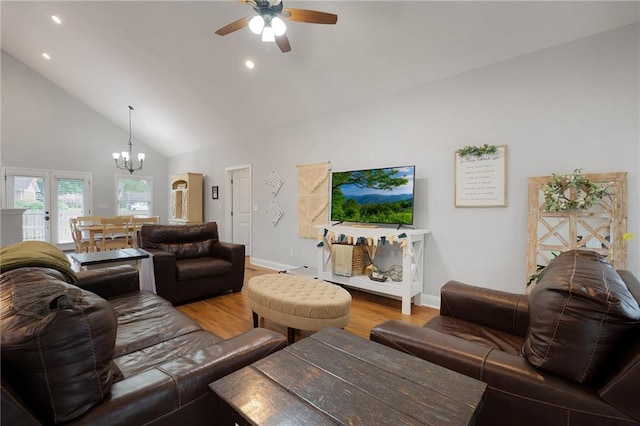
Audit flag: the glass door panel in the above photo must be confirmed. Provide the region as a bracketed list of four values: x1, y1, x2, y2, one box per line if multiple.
[8, 174, 48, 242]
[54, 177, 89, 245]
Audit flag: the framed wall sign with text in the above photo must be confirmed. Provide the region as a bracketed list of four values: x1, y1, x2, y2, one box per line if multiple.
[454, 145, 507, 207]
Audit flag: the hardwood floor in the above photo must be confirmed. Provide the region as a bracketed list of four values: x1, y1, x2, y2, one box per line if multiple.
[177, 258, 438, 341]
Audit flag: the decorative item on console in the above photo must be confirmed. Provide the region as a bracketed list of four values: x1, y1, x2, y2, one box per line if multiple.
[318, 227, 409, 282]
[387, 264, 403, 282]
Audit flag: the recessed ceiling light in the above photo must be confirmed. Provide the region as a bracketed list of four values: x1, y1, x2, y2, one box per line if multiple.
[51, 15, 62, 24]
[245, 60, 255, 70]
[42, 52, 51, 60]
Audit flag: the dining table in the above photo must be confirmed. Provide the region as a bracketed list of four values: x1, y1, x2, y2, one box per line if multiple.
[77, 224, 133, 252]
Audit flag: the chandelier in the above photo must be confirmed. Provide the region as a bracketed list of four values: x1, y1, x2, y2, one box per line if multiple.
[112, 105, 145, 174]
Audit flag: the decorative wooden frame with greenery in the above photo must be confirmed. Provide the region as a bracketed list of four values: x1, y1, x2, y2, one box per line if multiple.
[527, 172, 627, 283]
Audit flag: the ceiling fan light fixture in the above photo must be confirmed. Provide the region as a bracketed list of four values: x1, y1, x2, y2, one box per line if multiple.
[261, 25, 275, 42]
[271, 16, 286, 36]
[249, 15, 265, 34]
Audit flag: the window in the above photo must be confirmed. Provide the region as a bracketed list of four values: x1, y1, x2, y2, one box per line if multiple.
[116, 175, 153, 216]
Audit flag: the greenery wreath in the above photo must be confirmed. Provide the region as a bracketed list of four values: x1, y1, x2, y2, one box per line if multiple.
[542, 168, 610, 212]
[456, 144, 498, 157]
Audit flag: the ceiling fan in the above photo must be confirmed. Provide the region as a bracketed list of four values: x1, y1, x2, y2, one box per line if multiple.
[215, 0, 338, 53]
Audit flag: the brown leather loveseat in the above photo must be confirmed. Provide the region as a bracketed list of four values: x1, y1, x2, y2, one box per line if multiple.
[139, 222, 245, 304]
[371, 250, 640, 425]
[1, 241, 287, 425]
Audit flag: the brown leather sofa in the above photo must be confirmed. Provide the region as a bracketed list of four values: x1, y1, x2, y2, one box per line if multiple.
[371, 250, 640, 426]
[1, 263, 287, 425]
[139, 222, 245, 304]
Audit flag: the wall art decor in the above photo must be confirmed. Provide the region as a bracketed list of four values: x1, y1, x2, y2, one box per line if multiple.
[541, 168, 610, 212]
[266, 199, 283, 226]
[211, 185, 219, 200]
[455, 145, 507, 207]
[266, 169, 283, 197]
[296, 161, 330, 238]
[527, 171, 627, 286]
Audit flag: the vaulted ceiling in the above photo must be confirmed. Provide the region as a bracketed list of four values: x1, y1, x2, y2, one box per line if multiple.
[2, 1, 638, 157]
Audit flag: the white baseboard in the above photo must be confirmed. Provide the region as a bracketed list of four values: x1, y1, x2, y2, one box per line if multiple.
[249, 257, 296, 272]
[420, 293, 440, 310]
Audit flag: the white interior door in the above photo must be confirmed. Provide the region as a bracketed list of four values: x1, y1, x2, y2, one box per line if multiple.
[230, 167, 251, 255]
[2, 167, 91, 250]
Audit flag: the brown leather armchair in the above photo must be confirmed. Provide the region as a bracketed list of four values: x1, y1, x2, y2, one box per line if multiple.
[371, 251, 640, 426]
[139, 222, 245, 304]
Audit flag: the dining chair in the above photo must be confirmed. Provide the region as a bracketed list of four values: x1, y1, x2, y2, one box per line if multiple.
[130, 216, 160, 247]
[74, 216, 104, 251]
[69, 218, 91, 253]
[97, 216, 133, 250]
[76, 216, 102, 227]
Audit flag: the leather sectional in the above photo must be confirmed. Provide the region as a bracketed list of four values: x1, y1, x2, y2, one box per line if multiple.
[1, 263, 287, 425]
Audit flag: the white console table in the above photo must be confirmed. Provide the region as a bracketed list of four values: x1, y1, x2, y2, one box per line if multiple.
[316, 225, 429, 315]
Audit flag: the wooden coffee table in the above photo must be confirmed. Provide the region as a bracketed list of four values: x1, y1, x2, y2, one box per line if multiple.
[71, 248, 156, 293]
[70, 248, 149, 270]
[209, 327, 486, 425]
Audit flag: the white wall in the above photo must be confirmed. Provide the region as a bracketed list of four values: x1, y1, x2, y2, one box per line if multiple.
[3, 23, 637, 305]
[1, 51, 169, 219]
[171, 24, 639, 303]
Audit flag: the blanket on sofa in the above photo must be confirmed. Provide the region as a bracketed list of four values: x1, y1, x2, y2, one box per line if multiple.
[0, 241, 77, 283]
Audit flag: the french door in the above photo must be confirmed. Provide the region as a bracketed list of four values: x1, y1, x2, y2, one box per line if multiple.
[2, 167, 92, 250]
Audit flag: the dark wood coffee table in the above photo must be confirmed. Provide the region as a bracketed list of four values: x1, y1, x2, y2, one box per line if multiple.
[70, 248, 149, 270]
[209, 327, 486, 425]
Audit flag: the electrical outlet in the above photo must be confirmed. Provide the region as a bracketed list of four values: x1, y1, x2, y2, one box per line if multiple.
[289, 249, 294, 257]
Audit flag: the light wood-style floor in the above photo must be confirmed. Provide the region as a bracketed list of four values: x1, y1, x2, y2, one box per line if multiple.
[177, 258, 438, 341]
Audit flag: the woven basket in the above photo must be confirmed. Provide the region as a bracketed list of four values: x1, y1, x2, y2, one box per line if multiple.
[351, 245, 366, 276]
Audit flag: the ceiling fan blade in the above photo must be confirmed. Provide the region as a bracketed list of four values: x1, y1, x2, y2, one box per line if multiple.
[215, 16, 250, 36]
[275, 34, 291, 53]
[282, 8, 337, 24]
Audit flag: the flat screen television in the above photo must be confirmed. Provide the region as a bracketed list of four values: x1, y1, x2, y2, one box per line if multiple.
[330, 165, 415, 226]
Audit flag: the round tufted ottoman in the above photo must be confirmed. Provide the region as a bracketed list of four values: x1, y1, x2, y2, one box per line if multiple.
[246, 274, 351, 344]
